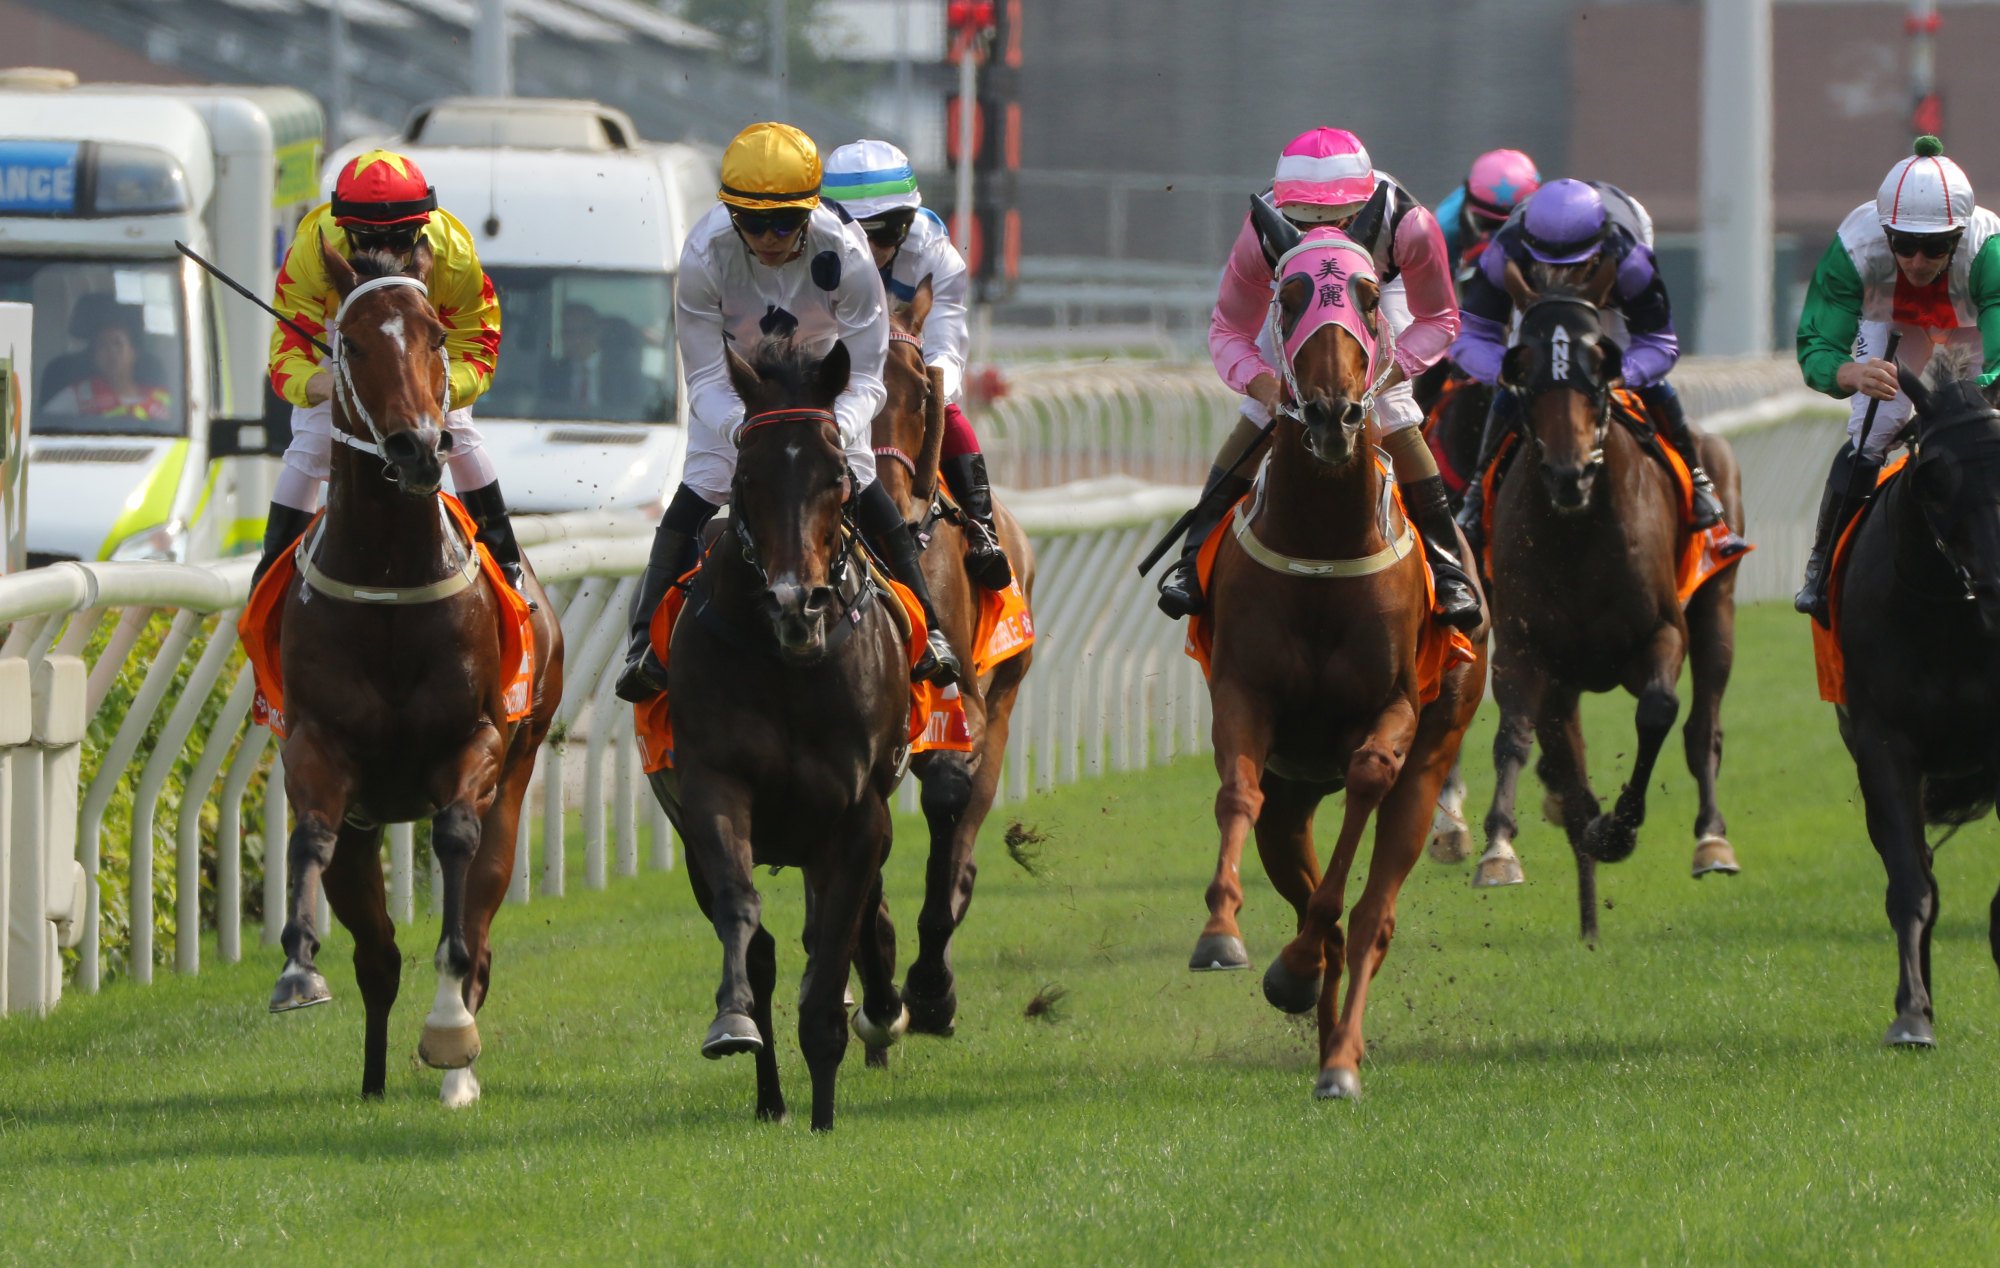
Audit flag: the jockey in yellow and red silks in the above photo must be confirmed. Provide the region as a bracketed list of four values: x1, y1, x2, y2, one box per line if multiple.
[257, 148, 520, 588]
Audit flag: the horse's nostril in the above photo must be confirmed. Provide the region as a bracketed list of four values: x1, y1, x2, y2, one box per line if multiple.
[805, 586, 834, 615]
[1343, 402, 1367, 428]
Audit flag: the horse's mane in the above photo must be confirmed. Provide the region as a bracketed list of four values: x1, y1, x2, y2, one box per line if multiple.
[743, 336, 823, 405]
[1923, 342, 1984, 392]
[349, 248, 418, 281]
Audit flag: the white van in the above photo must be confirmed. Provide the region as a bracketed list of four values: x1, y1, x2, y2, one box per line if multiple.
[328, 98, 717, 514]
[0, 72, 321, 564]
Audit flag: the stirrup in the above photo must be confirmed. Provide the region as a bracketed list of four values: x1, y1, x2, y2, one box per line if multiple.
[1157, 558, 1204, 619]
[914, 630, 961, 685]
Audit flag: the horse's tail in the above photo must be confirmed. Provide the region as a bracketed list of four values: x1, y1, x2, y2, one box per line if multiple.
[1922, 770, 1994, 830]
[914, 366, 946, 504]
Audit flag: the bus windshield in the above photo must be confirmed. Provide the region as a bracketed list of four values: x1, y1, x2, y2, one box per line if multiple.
[478, 267, 677, 424]
[0, 256, 187, 438]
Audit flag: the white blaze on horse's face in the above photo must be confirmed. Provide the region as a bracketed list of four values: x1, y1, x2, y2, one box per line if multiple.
[380, 314, 406, 355]
[1551, 325, 1571, 384]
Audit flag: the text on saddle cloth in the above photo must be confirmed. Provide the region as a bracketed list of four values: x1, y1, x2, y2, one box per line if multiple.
[238, 493, 536, 739]
[1812, 455, 1910, 706]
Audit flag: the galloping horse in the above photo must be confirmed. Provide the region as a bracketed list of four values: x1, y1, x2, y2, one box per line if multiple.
[645, 338, 911, 1131]
[870, 280, 1036, 1036]
[264, 240, 563, 1107]
[1472, 264, 1742, 941]
[1832, 349, 2000, 1047]
[1190, 227, 1486, 1099]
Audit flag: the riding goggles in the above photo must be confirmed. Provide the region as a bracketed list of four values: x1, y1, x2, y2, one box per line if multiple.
[347, 223, 424, 254]
[861, 211, 916, 249]
[731, 206, 811, 239]
[1886, 228, 1961, 260]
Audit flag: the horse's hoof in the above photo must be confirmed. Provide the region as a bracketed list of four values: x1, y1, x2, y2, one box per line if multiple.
[1261, 957, 1321, 1016]
[1884, 1015, 1936, 1048]
[905, 990, 958, 1037]
[418, 1021, 482, 1070]
[1426, 809, 1473, 864]
[851, 1001, 911, 1049]
[440, 1067, 482, 1109]
[1189, 933, 1251, 972]
[1691, 836, 1740, 877]
[1313, 1066, 1362, 1101]
[1472, 852, 1525, 888]
[1582, 814, 1638, 863]
[268, 966, 331, 1013]
[701, 1012, 763, 1059]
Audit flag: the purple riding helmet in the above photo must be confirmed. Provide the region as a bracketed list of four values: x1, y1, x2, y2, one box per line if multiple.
[1520, 178, 1609, 265]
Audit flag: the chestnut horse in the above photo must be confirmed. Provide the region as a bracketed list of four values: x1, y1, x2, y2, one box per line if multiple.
[267, 241, 563, 1108]
[1472, 271, 1742, 941]
[1835, 350, 2000, 1048]
[869, 279, 1036, 1036]
[1192, 229, 1487, 1099]
[645, 338, 911, 1131]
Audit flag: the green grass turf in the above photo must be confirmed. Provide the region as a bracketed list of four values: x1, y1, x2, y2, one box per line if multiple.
[4, 601, 2000, 1263]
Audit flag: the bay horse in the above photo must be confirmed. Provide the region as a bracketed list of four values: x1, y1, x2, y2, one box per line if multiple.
[1835, 348, 2000, 1047]
[1472, 265, 1742, 941]
[266, 239, 563, 1108]
[645, 337, 911, 1131]
[869, 279, 1036, 1036]
[1192, 228, 1487, 1099]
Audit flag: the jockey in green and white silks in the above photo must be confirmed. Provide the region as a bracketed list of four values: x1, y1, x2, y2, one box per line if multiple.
[1794, 135, 2000, 623]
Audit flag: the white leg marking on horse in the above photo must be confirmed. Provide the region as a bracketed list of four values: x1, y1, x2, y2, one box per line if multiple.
[440, 1067, 481, 1108]
[426, 951, 475, 1030]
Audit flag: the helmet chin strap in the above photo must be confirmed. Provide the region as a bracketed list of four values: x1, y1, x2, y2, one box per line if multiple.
[327, 274, 451, 463]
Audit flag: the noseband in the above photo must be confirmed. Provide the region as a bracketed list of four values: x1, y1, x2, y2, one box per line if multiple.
[1512, 297, 1613, 470]
[329, 274, 453, 472]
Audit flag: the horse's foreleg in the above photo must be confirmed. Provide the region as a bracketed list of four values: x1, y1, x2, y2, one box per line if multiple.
[1584, 624, 1685, 865]
[270, 735, 351, 1012]
[1195, 688, 1272, 972]
[1683, 580, 1741, 877]
[683, 829, 783, 1119]
[905, 752, 975, 1035]
[1475, 651, 1538, 888]
[681, 770, 764, 1061]
[1251, 773, 1327, 1015]
[1854, 723, 1939, 1046]
[1532, 686, 1601, 942]
[800, 797, 892, 1132]
[1426, 756, 1472, 864]
[320, 821, 397, 1097]
[417, 725, 505, 1081]
[852, 869, 908, 1066]
[1283, 697, 1415, 1093]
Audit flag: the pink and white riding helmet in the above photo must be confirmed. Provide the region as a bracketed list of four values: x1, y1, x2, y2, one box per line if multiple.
[1272, 128, 1376, 222]
[1465, 148, 1541, 222]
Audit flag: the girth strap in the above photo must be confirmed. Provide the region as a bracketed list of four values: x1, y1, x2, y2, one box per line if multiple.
[297, 500, 481, 604]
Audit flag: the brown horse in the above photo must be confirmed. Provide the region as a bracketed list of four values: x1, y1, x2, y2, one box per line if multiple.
[266, 240, 563, 1108]
[869, 280, 1036, 1036]
[1192, 230, 1487, 1099]
[1472, 279, 1741, 941]
[645, 337, 911, 1131]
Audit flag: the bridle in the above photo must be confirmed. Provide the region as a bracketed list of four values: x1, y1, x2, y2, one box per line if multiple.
[1510, 294, 1614, 472]
[873, 328, 927, 478]
[729, 405, 859, 594]
[328, 274, 453, 472]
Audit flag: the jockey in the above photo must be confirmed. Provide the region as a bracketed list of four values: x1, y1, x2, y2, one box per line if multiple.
[1157, 126, 1480, 630]
[613, 122, 960, 703]
[257, 149, 518, 587]
[1436, 148, 1542, 282]
[1450, 177, 1726, 549]
[1794, 135, 2000, 622]
[822, 138, 1012, 590]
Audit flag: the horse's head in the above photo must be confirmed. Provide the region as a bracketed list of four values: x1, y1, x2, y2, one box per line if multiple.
[1499, 256, 1621, 513]
[1899, 347, 2000, 635]
[1269, 230, 1384, 468]
[726, 337, 854, 662]
[320, 235, 453, 495]
[871, 276, 937, 510]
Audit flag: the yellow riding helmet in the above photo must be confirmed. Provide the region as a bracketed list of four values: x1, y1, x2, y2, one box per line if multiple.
[719, 122, 822, 211]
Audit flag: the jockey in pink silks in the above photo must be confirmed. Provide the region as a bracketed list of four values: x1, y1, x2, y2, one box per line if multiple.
[1157, 126, 1479, 630]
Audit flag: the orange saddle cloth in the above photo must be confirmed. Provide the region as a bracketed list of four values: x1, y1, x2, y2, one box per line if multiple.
[1811, 455, 1909, 706]
[630, 552, 1034, 773]
[1477, 390, 1753, 608]
[237, 494, 537, 740]
[1183, 474, 1477, 706]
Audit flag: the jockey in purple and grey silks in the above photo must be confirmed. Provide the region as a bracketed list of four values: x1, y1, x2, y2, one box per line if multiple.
[1450, 178, 1728, 549]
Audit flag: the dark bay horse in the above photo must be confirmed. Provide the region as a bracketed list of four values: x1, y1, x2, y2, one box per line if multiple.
[870, 280, 1036, 1037]
[1473, 267, 1742, 941]
[1192, 229, 1487, 1099]
[646, 338, 910, 1131]
[268, 240, 563, 1107]
[1836, 348, 2000, 1047]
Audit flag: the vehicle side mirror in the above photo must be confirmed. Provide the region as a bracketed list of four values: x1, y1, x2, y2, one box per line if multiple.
[210, 388, 294, 458]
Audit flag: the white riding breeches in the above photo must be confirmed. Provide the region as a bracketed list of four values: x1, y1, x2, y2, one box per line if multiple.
[682, 407, 878, 506]
[1237, 273, 1421, 434]
[274, 399, 492, 510]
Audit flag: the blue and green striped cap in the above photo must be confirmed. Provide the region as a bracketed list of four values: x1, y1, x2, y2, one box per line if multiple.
[822, 139, 922, 219]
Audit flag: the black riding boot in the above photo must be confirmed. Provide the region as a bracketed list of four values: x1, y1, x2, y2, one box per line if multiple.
[857, 480, 961, 685]
[460, 481, 526, 591]
[614, 486, 717, 703]
[1641, 384, 1726, 529]
[1454, 392, 1518, 556]
[940, 452, 1013, 590]
[1794, 445, 1877, 629]
[1402, 473, 1484, 631]
[250, 503, 315, 594]
[1157, 466, 1254, 619]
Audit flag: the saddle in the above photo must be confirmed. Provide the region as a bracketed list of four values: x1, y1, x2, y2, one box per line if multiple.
[1812, 455, 1910, 705]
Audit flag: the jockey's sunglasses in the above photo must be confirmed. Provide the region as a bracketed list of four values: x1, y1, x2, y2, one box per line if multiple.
[347, 224, 422, 253]
[731, 207, 811, 239]
[1887, 228, 1961, 260]
[862, 218, 911, 249]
